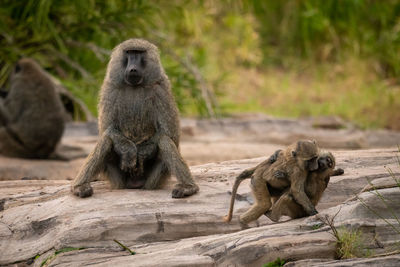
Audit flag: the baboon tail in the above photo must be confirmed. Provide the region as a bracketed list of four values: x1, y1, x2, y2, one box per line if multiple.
[223, 168, 254, 222]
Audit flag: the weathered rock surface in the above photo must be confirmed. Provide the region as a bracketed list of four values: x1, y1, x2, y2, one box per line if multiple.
[0, 148, 399, 266]
[180, 115, 400, 149]
[2, 115, 400, 180]
[285, 255, 400, 267]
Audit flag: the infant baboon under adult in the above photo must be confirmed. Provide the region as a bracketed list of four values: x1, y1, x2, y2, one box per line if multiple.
[266, 151, 344, 222]
[71, 38, 199, 198]
[224, 140, 319, 225]
[0, 58, 65, 158]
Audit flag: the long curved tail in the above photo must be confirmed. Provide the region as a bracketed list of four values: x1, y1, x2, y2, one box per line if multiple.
[223, 167, 255, 222]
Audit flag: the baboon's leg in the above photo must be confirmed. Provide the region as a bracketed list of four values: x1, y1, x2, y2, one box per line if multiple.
[143, 159, 169, 190]
[157, 135, 199, 198]
[0, 127, 26, 157]
[105, 162, 126, 189]
[71, 132, 113, 197]
[136, 140, 158, 175]
[239, 177, 272, 225]
[267, 193, 305, 222]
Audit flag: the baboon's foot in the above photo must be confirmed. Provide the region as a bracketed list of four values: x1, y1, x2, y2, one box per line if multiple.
[264, 210, 279, 222]
[72, 183, 93, 198]
[171, 183, 199, 198]
[126, 177, 146, 189]
[239, 220, 250, 230]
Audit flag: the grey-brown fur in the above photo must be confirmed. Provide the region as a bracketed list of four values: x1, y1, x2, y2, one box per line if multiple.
[0, 58, 65, 158]
[71, 38, 199, 198]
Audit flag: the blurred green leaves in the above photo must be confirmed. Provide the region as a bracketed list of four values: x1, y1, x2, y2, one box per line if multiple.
[0, 0, 221, 116]
[1, 0, 399, 125]
[250, 0, 400, 77]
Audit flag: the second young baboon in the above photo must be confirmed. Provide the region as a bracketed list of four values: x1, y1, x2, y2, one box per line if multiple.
[266, 151, 344, 222]
[224, 140, 319, 225]
[71, 38, 199, 198]
[0, 58, 65, 158]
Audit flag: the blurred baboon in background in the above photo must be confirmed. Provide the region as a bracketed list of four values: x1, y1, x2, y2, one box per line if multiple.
[71, 38, 199, 198]
[0, 58, 65, 159]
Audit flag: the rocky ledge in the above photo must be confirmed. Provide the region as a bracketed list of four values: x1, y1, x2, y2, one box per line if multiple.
[0, 148, 399, 266]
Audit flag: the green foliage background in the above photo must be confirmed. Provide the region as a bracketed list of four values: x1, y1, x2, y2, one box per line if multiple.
[1, 0, 399, 129]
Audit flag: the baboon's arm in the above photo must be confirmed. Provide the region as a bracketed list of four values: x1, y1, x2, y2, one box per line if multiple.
[107, 127, 137, 155]
[106, 127, 139, 173]
[332, 168, 344, 176]
[150, 85, 198, 197]
[154, 84, 180, 144]
[71, 128, 114, 197]
[290, 170, 317, 215]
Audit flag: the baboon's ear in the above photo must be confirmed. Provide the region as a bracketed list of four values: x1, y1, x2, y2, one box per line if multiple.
[292, 151, 297, 157]
[311, 139, 317, 145]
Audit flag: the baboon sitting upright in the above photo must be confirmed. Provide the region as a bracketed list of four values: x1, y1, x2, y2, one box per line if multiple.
[224, 140, 319, 225]
[0, 58, 65, 158]
[266, 151, 344, 222]
[71, 38, 199, 198]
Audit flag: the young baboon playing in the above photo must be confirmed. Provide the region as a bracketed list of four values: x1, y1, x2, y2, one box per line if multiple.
[224, 140, 319, 225]
[266, 151, 344, 222]
[0, 58, 65, 158]
[71, 38, 199, 198]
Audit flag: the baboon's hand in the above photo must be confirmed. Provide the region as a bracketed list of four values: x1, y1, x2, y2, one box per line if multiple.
[307, 207, 318, 216]
[120, 147, 137, 172]
[72, 183, 93, 198]
[172, 183, 199, 198]
[268, 149, 282, 164]
[332, 168, 344, 176]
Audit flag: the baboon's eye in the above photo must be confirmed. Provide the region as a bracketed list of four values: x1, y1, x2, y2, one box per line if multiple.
[15, 64, 21, 73]
[327, 158, 333, 167]
[141, 57, 146, 68]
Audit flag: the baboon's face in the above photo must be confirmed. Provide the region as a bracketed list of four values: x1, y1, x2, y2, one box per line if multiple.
[305, 156, 319, 171]
[293, 140, 319, 171]
[12, 59, 32, 77]
[124, 49, 147, 86]
[316, 154, 335, 172]
[11, 58, 41, 82]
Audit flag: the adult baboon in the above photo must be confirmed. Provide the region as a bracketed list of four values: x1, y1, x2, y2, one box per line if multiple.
[224, 140, 319, 225]
[0, 58, 65, 158]
[266, 151, 344, 222]
[71, 38, 199, 198]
